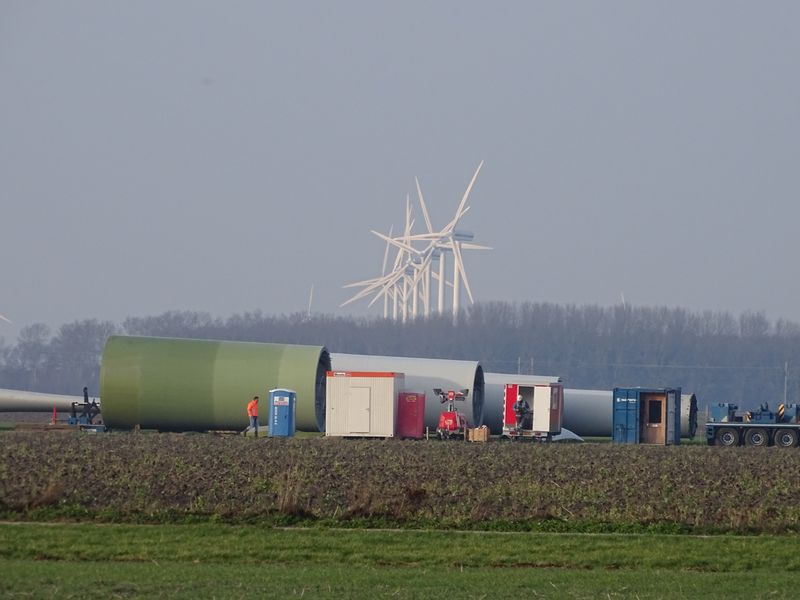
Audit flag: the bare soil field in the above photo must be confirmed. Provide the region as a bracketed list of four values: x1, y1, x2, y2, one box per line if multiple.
[2, 432, 799, 533]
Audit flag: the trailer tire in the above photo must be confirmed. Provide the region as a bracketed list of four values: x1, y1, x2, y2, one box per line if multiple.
[775, 429, 798, 448]
[744, 428, 769, 447]
[716, 427, 739, 447]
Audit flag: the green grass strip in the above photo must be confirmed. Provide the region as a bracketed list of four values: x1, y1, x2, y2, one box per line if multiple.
[3, 523, 800, 599]
[2, 522, 800, 571]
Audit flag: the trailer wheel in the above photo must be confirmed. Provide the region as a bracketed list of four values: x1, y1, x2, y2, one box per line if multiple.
[744, 428, 769, 447]
[775, 429, 798, 448]
[715, 427, 739, 447]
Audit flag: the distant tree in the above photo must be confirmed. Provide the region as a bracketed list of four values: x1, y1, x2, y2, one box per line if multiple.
[2, 324, 51, 390]
[3, 303, 800, 410]
[47, 319, 119, 394]
[123, 310, 221, 338]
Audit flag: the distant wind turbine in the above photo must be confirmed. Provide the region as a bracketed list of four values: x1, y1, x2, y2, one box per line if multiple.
[342, 162, 491, 323]
[0, 313, 11, 324]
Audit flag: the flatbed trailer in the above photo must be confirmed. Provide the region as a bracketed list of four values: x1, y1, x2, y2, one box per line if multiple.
[706, 402, 800, 447]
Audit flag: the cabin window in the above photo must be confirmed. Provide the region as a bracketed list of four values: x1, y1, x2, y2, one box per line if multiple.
[648, 400, 662, 424]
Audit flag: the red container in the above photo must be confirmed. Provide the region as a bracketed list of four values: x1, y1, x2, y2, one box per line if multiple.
[397, 392, 426, 439]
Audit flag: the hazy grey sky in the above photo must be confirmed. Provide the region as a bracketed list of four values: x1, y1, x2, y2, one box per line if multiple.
[2, 1, 799, 340]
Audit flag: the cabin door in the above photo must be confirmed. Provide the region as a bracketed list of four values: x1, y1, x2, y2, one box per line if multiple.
[640, 393, 666, 444]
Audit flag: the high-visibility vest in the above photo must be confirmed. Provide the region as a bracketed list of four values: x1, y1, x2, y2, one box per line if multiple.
[247, 400, 259, 417]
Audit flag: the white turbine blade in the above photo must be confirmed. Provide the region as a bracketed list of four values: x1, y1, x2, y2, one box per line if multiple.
[411, 251, 434, 286]
[368, 286, 396, 308]
[388, 240, 408, 280]
[391, 247, 406, 271]
[454, 160, 483, 226]
[0, 313, 11, 324]
[381, 224, 394, 276]
[405, 195, 413, 238]
[341, 288, 378, 307]
[342, 279, 380, 289]
[443, 205, 472, 234]
[342, 283, 388, 307]
[460, 242, 493, 250]
[367, 268, 408, 308]
[371, 230, 419, 255]
[366, 285, 392, 308]
[343, 275, 384, 288]
[341, 270, 401, 306]
[415, 177, 434, 234]
[453, 242, 474, 304]
[365, 276, 402, 309]
[385, 232, 452, 244]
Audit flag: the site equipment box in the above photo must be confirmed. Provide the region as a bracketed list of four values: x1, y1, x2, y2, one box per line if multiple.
[325, 371, 404, 437]
[613, 387, 681, 445]
[467, 425, 490, 442]
[268, 388, 297, 437]
[397, 391, 425, 439]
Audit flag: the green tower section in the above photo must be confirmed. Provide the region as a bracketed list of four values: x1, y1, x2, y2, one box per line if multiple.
[100, 336, 330, 432]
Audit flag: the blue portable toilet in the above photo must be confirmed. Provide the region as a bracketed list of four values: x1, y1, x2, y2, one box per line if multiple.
[613, 387, 681, 445]
[268, 388, 297, 437]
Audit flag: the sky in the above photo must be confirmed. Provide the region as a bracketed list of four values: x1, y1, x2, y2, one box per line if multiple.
[1, 1, 799, 341]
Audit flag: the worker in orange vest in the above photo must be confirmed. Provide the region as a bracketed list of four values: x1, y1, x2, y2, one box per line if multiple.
[246, 395, 260, 437]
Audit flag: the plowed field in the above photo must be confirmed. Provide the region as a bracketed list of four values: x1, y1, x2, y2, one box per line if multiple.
[2, 432, 799, 533]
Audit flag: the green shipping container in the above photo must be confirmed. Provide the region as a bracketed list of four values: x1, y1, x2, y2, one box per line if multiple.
[100, 336, 330, 432]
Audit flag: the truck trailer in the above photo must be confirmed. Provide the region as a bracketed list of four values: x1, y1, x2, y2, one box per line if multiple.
[706, 402, 800, 447]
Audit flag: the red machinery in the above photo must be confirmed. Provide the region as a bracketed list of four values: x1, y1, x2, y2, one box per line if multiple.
[435, 388, 470, 440]
[502, 382, 564, 442]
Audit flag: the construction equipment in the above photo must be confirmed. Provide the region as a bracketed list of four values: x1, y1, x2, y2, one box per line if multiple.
[706, 402, 800, 447]
[67, 387, 105, 432]
[434, 388, 470, 440]
[502, 382, 564, 442]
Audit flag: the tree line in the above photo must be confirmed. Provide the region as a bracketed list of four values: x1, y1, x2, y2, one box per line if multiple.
[2, 302, 800, 411]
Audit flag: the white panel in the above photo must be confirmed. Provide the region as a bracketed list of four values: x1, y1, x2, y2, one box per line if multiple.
[347, 387, 371, 433]
[325, 374, 351, 436]
[531, 386, 552, 432]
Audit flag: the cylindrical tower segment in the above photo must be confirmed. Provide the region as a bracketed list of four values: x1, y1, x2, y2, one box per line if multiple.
[100, 336, 330, 431]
